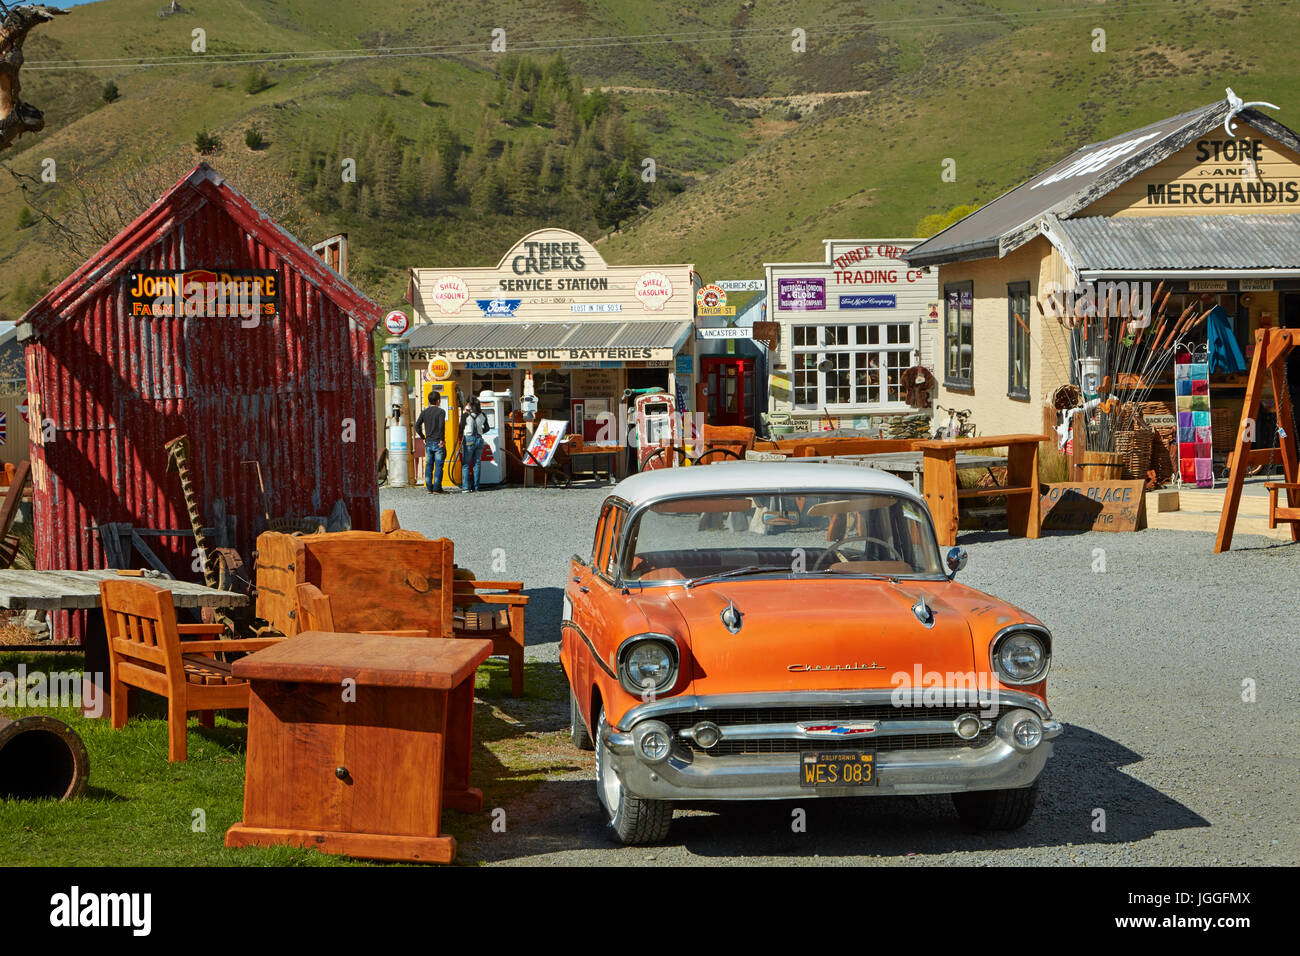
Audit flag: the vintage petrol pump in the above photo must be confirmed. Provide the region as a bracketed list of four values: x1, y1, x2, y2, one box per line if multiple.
[476, 389, 513, 486]
[381, 340, 411, 487]
[422, 374, 463, 488]
[632, 388, 679, 470]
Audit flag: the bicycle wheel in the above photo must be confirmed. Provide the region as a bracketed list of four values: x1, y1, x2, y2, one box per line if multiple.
[691, 445, 744, 466]
[640, 446, 688, 471]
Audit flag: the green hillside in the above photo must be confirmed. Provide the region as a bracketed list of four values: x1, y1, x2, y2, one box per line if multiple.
[2, 0, 1298, 318]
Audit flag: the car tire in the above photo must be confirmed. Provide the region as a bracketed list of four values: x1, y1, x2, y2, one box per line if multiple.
[570, 687, 594, 751]
[951, 783, 1039, 830]
[595, 708, 673, 845]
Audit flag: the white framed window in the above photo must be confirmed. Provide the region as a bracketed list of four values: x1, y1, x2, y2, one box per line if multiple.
[791, 322, 917, 410]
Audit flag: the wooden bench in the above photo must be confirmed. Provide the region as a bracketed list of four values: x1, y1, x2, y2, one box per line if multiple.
[295, 583, 431, 638]
[452, 578, 528, 698]
[100, 579, 284, 762]
[913, 434, 1051, 547]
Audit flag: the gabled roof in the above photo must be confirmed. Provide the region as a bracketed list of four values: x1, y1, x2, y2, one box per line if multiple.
[1054, 215, 1300, 272]
[905, 98, 1300, 267]
[19, 163, 381, 338]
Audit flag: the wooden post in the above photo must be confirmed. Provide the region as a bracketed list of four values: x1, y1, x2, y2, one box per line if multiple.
[923, 446, 959, 547]
[1069, 411, 1087, 482]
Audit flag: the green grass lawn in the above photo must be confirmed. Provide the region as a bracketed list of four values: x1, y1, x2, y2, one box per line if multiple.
[0, 651, 571, 866]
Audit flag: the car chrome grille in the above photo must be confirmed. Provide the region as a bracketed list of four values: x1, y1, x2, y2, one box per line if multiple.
[662, 705, 996, 756]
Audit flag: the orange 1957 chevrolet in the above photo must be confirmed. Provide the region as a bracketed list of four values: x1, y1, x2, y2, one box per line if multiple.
[561, 461, 1061, 845]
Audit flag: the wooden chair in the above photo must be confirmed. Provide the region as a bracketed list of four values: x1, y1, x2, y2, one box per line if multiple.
[294, 583, 430, 638]
[100, 579, 284, 762]
[452, 576, 528, 697]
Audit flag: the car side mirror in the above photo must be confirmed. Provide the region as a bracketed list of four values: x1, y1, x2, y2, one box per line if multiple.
[946, 546, 968, 579]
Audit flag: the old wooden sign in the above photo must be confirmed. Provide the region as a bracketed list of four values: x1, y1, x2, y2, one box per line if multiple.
[1040, 480, 1147, 532]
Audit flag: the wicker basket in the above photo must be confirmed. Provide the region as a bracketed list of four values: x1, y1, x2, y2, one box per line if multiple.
[1115, 429, 1154, 480]
[1149, 430, 1174, 484]
[1211, 405, 1237, 452]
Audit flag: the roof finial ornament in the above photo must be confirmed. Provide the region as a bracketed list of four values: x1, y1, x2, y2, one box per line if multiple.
[1224, 88, 1279, 138]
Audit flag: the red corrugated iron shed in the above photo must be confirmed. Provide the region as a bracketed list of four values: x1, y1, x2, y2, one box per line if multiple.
[18, 163, 381, 641]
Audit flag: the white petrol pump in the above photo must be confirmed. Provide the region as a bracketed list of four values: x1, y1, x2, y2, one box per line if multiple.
[476, 389, 513, 486]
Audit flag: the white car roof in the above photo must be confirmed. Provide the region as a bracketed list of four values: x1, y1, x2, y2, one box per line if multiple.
[610, 460, 924, 507]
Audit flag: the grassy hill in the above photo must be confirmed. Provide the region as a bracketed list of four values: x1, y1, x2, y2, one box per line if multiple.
[2, 0, 1298, 317]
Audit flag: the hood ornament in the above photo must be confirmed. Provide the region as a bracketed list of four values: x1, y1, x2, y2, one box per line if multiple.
[912, 594, 935, 629]
[720, 599, 742, 634]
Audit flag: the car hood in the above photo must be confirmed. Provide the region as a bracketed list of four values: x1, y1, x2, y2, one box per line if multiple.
[632, 576, 988, 693]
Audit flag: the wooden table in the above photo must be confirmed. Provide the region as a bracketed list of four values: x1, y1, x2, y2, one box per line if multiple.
[225, 632, 492, 864]
[913, 434, 1051, 546]
[0, 569, 248, 718]
[745, 449, 1005, 494]
[567, 445, 624, 483]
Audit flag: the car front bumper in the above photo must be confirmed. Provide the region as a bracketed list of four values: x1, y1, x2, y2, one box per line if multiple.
[602, 693, 1062, 801]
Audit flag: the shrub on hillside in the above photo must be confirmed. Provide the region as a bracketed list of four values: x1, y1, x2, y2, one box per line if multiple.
[101, 81, 120, 104]
[243, 67, 270, 95]
[194, 129, 221, 154]
[245, 128, 265, 150]
[16, 207, 36, 229]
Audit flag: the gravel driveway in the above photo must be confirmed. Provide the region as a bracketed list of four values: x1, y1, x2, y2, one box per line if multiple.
[383, 478, 1300, 866]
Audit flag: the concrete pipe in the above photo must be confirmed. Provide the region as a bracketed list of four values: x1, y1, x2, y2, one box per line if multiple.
[0, 715, 89, 801]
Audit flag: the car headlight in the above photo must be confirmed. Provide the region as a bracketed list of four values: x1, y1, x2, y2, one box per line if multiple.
[617, 635, 679, 696]
[990, 626, 1051, 685]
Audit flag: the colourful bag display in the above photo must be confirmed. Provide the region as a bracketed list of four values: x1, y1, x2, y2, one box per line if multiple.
[1175, 348, 1213, 488]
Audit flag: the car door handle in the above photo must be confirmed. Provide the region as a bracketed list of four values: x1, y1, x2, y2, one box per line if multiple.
[572, 576, 582, 582]
[578, 586, 590, 593]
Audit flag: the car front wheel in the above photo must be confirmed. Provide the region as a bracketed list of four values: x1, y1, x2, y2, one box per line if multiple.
[570, 687, 593, 751]
[952, 783, 1039, 830]
[595, 708, 673, 845]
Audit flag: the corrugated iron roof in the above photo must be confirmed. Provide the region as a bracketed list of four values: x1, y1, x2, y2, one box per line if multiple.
[1056, 215, 1300, 270]
[406, 319, 691, 351]
[905, 99, 1300, 266]
[19, 163, 382, 337]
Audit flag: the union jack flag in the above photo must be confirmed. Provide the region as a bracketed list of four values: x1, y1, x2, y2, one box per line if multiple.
[0, 412, 7, 446]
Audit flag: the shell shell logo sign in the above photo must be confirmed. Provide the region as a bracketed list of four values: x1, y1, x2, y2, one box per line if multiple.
[428, 357, 453, 381]
[635, 271, 674, 311]
[432, 274, 469, 314]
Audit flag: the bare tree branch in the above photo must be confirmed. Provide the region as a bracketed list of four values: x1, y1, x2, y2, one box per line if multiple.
[0, 4, 68, 152]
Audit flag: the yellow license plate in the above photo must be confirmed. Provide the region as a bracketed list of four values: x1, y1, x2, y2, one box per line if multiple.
[799, 751, 876, 788]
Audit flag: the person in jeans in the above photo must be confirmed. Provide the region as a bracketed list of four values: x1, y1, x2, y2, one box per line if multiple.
[461, 397, 489, 493]
[415, 393, 447, 494]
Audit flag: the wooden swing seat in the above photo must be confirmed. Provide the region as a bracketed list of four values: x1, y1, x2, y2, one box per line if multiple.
[1264, 482, 1300, 528]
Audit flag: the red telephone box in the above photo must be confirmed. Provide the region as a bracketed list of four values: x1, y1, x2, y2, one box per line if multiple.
[701, 356, 754, 427]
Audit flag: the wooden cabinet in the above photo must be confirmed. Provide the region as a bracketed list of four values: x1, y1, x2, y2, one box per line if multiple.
[225, 632, 491, 863]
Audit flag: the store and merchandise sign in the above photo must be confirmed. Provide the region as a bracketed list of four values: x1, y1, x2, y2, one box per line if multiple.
[1146, 138, 1300, 207]
[1240, 279, 1274, 291]
[778, 277, 826, 311]
[675, 355, 694, 374]
[1188, 280, 1228, 292]
[384, 309, 410, 335]
[696, 283, 734, 316]
[129, 269, 278, 319]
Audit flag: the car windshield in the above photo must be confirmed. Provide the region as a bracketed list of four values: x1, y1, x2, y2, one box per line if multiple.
[621, 492, 944, 583]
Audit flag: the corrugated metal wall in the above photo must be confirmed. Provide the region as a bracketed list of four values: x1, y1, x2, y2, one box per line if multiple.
[28, 200, 377, 642]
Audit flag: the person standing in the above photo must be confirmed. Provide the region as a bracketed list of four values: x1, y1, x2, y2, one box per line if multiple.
[461, 397, 489, 493]
[415, 393, 447, 494]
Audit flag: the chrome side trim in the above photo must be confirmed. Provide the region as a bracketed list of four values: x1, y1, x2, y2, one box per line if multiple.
[616, 688, 1054, 730]
[560, 619, 617, 679]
